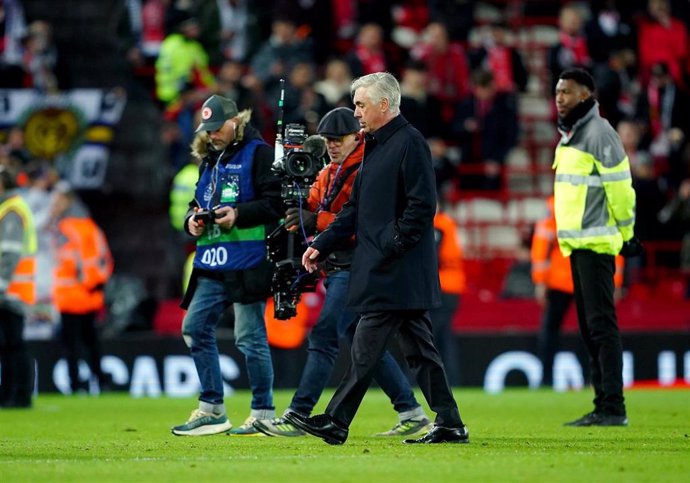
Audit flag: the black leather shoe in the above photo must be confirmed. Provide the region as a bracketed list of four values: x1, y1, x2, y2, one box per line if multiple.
[1, 399, 32, 409]
[403, 425, 469, 444]
[284, 412, 348, 445]
[564, 412, 628, 427]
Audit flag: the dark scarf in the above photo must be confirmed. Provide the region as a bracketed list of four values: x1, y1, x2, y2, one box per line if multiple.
[557, 97, 595, 132]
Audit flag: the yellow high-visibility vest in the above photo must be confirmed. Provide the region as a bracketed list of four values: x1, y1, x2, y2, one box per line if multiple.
[0, 194, 37, 305]
[553, 105, 636, 257]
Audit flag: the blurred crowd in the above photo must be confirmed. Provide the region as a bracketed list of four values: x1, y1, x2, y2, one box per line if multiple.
[2, 0, 690, 308]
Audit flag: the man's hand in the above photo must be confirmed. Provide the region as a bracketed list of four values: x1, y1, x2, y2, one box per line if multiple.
[214, 205, 238, 230]
[285, 207, 316, 233]
[187, 208, 205, 236]
[302, 246, 321, 273]
[620, 236, 644, 258]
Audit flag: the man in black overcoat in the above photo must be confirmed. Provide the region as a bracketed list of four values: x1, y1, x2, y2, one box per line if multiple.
[284, 72, 469, 445]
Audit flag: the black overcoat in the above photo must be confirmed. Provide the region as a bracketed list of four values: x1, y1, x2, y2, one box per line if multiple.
[311, 115, 441, 312]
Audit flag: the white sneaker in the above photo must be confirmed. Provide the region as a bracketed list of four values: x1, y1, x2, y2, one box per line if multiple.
[171, 409, 232, 436]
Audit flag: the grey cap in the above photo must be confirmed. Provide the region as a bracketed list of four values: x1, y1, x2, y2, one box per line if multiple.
[195, 95, 238, 133]
[317, 107, 360, 137]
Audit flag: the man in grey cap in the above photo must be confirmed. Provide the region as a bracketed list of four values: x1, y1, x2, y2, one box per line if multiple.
[253, 107, 432, 438]
[172, 95, 283, 436]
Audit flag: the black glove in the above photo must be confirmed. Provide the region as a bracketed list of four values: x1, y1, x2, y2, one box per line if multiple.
[620, 236, 644, 258]
[285, 207, 316, 234]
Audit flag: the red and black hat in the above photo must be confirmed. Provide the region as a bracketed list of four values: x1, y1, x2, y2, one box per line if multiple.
[195, 95, 238, 133]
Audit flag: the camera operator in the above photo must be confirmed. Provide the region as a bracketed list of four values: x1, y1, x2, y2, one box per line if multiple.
[172, 95, 283, 436]
[253, 107, 432, 438]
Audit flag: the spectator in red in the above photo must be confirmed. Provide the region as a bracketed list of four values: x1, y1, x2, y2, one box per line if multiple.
[636, 0, 688, 88]
[548, 4, 591, 95]
[411, 21, 470, 123]
[469, 20, 528, 96]
[344, 23, 387, 78]
[21, 20, 58, 93]
[124, 0, 167, 63]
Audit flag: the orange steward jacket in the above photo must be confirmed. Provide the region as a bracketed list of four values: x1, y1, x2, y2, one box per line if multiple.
[531, 202, 623, 293]
[53, 216, 113, 314]
[0, 194, 37, 306]
[434, 211, 466, 295]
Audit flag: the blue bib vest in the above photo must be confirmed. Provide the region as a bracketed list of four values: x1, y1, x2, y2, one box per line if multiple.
[193, 139, 267, 271]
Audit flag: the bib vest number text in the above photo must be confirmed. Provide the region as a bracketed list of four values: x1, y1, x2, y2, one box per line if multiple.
[200, 246, 228, 267]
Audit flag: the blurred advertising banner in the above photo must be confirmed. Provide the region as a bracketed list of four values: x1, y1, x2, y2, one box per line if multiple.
[0, 88, 126, 189]
[28, 333, 690, 395]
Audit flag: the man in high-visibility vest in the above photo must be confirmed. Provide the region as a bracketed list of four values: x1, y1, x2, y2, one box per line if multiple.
[552, 68, 641, 427]
[50, 181, 113, 394]
[531, 196, 624, 388]
[0, 166, 36, 408]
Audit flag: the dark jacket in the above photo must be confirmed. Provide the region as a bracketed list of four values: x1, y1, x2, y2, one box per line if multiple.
[181, 125, 282, 306]
[451, 91, 519, 164]
[311, 115, 441, 312]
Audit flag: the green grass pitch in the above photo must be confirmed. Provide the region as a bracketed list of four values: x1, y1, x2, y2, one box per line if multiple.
[1, 388, 688, 482]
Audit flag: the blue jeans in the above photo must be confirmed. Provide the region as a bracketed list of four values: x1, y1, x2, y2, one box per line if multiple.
[233, 300, 274, 410]
[182, 276, 274, 410]
[289, 270, 419, 416]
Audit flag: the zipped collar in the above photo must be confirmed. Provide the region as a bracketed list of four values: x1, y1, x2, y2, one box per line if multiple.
[557, 101, 599, 142]
[364, 114, 409, 145]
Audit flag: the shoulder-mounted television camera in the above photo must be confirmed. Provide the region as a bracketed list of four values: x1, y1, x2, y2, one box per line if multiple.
[271, 123, 326, 207]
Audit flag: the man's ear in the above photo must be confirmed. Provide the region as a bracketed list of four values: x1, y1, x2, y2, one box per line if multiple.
[380, 97, 390, 112]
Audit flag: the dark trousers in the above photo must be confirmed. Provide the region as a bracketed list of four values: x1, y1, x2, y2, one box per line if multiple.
[537, 289, 574, 386]
[290, 271, 420, 416]
[0, 307, 33, 405]
[570, 250, 626, 416]
[325, 310, 463, 429]
[430, 293, 461, 386]
[60, 312, 103, 392]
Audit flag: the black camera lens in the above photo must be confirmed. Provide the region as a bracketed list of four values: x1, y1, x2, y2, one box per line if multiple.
[285, 152, 315, 177]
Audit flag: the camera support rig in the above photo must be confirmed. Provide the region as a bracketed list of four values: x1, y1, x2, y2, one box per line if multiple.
[266, 79, 324, 320]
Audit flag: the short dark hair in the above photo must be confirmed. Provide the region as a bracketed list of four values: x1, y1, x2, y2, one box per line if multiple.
[559, 68, 596, 92]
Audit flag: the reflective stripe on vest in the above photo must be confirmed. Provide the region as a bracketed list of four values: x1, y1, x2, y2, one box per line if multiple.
[553, 144, 635, 256]
[53, 217, 112, 313]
